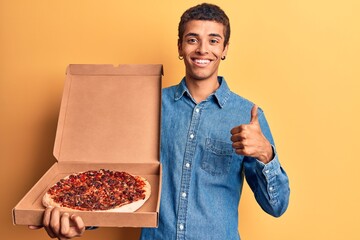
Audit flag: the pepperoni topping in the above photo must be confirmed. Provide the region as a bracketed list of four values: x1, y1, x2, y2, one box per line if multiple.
[47, 169, 146, 211]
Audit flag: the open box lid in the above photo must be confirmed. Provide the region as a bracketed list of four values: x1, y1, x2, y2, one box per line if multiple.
[53, 64, 162, 163]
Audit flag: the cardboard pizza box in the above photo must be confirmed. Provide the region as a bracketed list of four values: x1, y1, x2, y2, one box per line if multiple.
[12, 64, 163, 227]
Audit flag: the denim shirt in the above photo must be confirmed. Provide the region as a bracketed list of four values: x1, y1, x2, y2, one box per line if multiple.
[140, 77, 290, 240]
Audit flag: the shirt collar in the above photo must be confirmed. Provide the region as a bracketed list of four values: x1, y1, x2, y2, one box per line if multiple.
[174, 76, 231, 108]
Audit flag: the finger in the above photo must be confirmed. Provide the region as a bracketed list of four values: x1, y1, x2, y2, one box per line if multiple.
[28, 225, 42, 230]
[235, 145, 255, 156]
[230, 133, 238, 142]
[232, 141, 244, 150]
[71, 214, 85, 235]
[231, 121, 253, 136]
[250, 104, 259, 124]
[230, 133, 246, 143]
[60, 213, 70, 237]
[235, 148, 249, 156]
[43, 207, 56, 238]
[50, 207, 61, 236]
[235, 148, 244, 155]
[42, 206, 52, 227]
[230, 126, 240, 135]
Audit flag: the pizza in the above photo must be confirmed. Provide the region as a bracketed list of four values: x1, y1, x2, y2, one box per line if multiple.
[42, 169, 151, 212]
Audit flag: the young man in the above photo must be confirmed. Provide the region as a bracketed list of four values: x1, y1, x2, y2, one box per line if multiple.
[30, 3, 290, 240]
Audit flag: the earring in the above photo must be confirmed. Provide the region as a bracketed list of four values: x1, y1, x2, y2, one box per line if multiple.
[221, 56, 226, 60]
[178, 56, 184, 60]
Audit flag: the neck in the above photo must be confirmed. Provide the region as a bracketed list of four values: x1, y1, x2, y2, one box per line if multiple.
[185, 76, 220, 103]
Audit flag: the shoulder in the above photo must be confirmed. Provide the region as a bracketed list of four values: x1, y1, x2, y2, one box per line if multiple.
[228, 91, 253, 106]
[227, 90, 257, 109]
[161, 84, 180, 104]
[223, 90, 266, 122]
[162, 84, 177, 95]
[218, 77, 263, 114]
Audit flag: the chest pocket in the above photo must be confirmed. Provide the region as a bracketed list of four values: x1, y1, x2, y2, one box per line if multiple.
[201, 138, 233, 176]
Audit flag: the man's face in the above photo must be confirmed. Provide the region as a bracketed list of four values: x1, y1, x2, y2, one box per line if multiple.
[178, 20, 228, 82]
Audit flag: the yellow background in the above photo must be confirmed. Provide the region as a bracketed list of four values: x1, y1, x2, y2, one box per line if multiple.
[1, 0, 359, 239]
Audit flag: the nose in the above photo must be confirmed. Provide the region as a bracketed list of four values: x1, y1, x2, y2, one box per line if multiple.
[196, 41, 208, 55]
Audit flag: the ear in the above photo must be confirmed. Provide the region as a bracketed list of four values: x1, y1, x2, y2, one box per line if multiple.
[222, 43, 229, 58]
[178, 39, 183, 55]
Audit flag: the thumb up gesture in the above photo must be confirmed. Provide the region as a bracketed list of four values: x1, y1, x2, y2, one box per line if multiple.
[230, 105, 273, 164]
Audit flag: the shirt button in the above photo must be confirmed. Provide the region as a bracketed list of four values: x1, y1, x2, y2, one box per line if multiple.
[185, 163, 190, 168]
[179, 224, 184, 230]
[195, 108, 200, 113]
[181, 192, 187, 198]
[269, 186, 274, 191]
[189, 133, 194, 139]
[265, 170, 270, 174]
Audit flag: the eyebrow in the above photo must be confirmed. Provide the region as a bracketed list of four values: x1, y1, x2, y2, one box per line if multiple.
[184, 32, 223, 39]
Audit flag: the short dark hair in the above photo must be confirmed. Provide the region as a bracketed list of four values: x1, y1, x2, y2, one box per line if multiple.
[178, 3, 231, 47]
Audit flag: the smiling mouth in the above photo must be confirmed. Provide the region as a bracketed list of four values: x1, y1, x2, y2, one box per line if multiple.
[192, 58, 211, 66]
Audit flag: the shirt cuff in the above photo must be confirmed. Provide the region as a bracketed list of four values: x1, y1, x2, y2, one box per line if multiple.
[256, 145, 281, 179]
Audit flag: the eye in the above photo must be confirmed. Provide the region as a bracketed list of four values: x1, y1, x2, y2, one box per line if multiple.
[210, 39, 220, 44]
[186, 38, 198, 44]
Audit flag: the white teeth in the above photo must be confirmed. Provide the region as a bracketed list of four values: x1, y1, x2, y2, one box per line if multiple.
[194, 59, 210, 64]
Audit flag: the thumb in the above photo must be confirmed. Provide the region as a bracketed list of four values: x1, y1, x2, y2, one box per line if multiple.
[28, 225, 43, 230]
[250, 104, 259, 124]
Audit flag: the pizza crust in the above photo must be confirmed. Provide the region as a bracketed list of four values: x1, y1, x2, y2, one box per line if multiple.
[42, 173, 151, 213]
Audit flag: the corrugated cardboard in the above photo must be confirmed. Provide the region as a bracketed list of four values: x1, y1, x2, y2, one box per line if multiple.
[13, 64, 163, 227]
